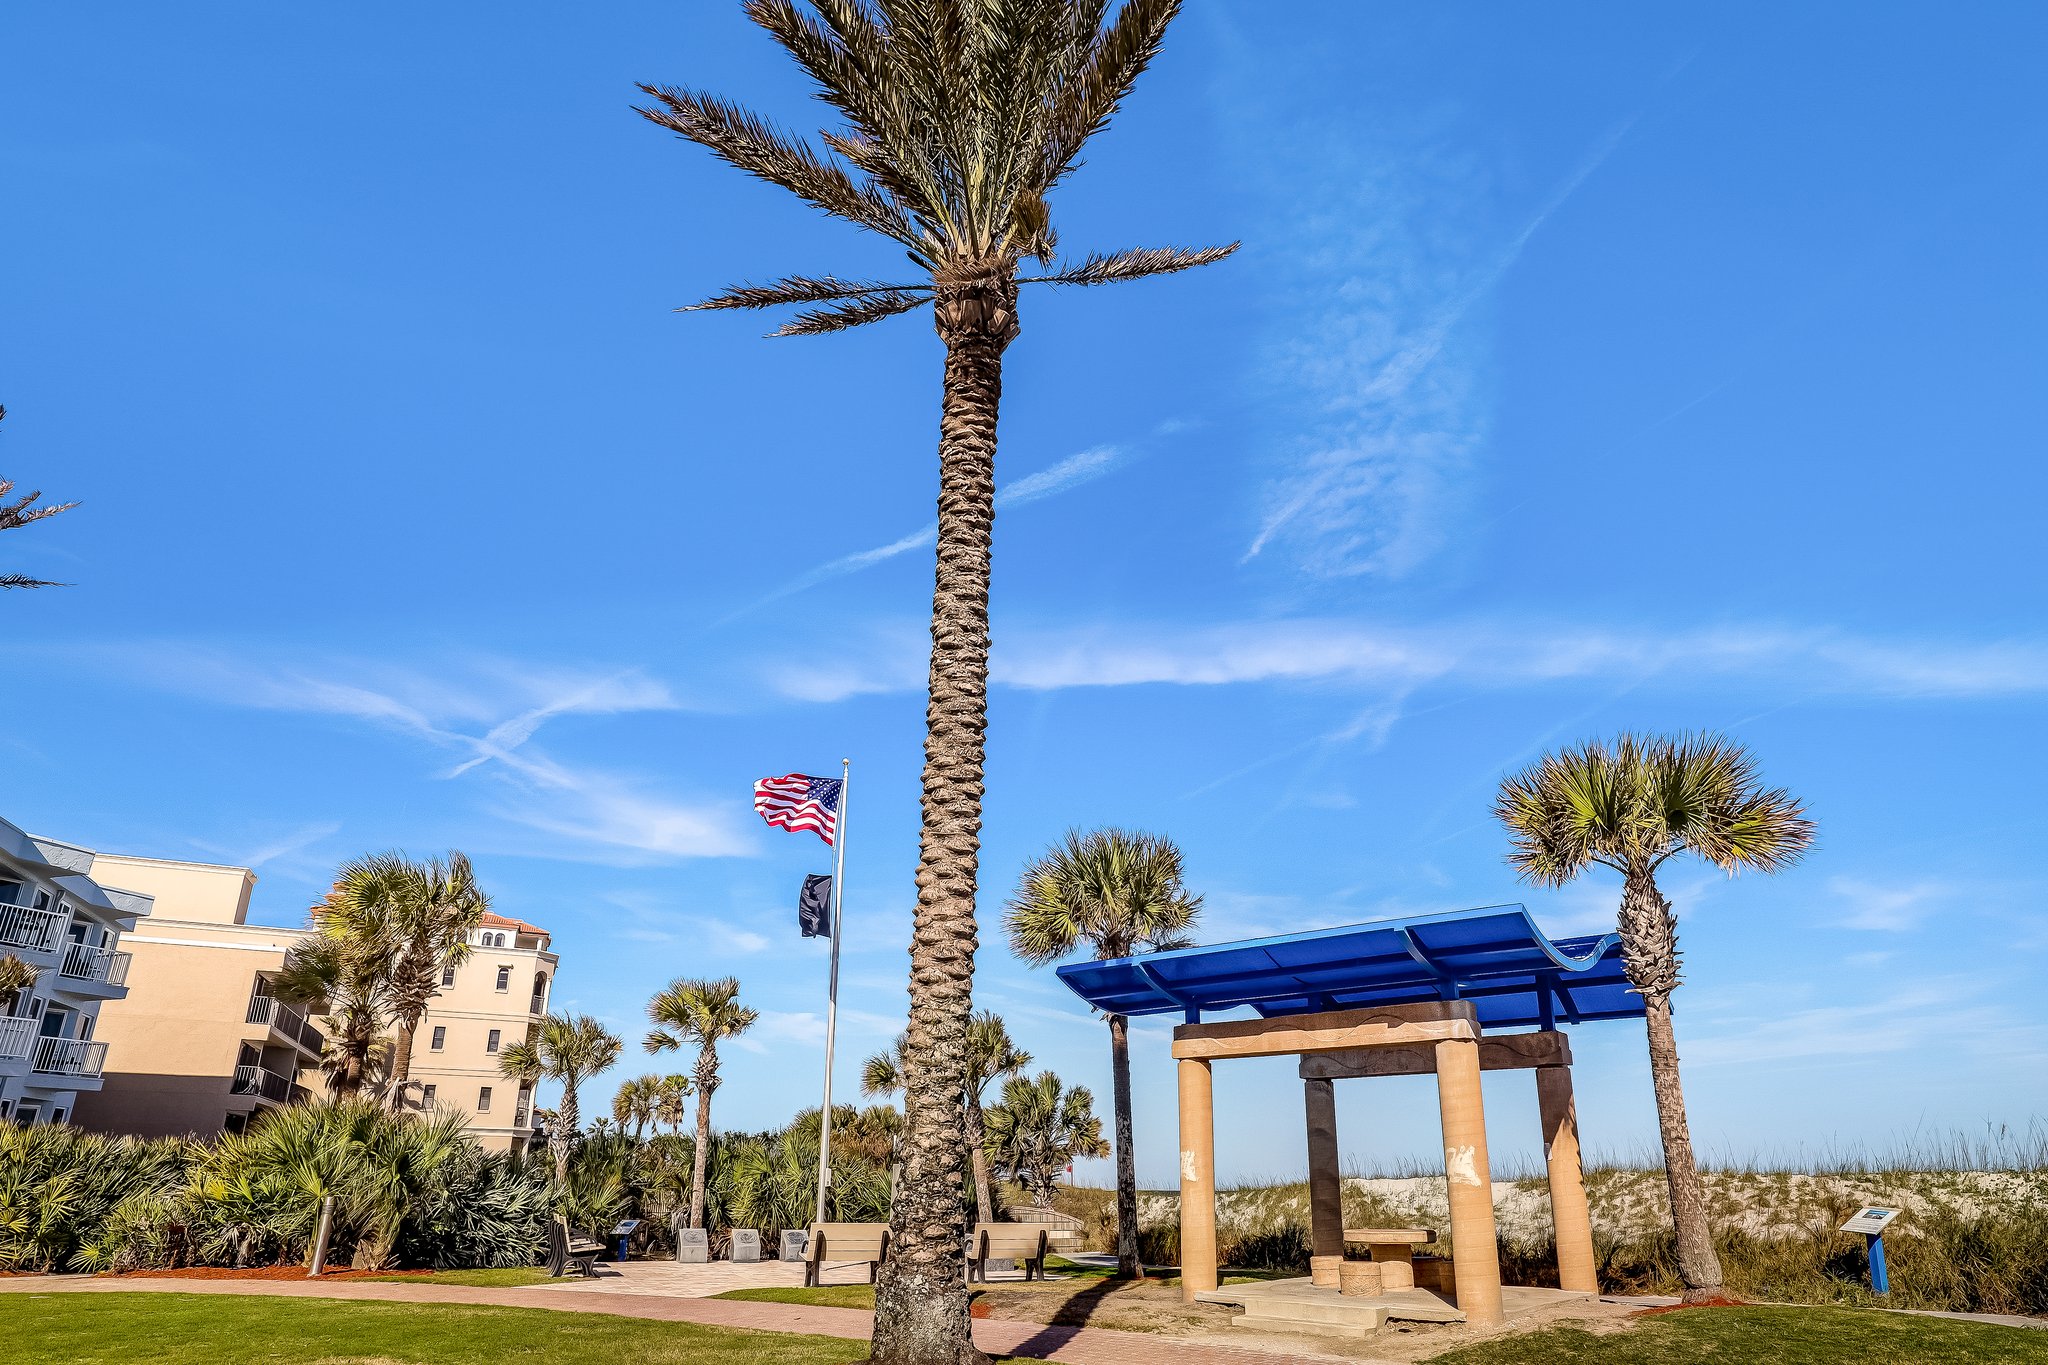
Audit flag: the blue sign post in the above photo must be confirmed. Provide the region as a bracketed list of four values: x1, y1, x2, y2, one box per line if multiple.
[1839, 1207, 1901, 1294]
[611, 1218, 641, 1263]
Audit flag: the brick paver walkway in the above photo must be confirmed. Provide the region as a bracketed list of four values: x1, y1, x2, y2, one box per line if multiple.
[0, 1275, 1356, 1364]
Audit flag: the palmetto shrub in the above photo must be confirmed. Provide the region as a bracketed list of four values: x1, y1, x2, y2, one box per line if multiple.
[0, 1124, 189, 1271]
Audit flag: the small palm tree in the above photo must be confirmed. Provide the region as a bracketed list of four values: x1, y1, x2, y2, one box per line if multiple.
[1008, 828, 1200, 1278]
[645, 977, 757, 1230]
[319, 852, 489, 1106]
[654, 1074, 694, 1136]
[612, 1074, 665, 1143]
[499, 1014, 623, 1188]
[1, 405, 79, 591]
[982, 1071, 1107, 1209]
[1496, 733, 1813, 1302]
[274, 933, 392, 1101]
[864, 1012, 1029, 1225]
[641, 8, 1231, 1356]
[0, 954, 39, 1013]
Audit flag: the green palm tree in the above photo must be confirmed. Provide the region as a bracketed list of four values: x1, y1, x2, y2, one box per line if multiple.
[863, 1011, 1029, 1225]
[1, 405, 79, 591]
[645, 977, 757, 1230]
[639, 8, 1230, 1355]
[1007, 828, 1199, 1278]
[1495, 732, 1813, 1302]
[0, 954, 39, 1013]
[612, 1074, 665, 1143]
[498, 1013, 623, 1188]
[654, 1074, 694, 1136]
[274, 932, 393, 1101]
[981, 1071, 1107, 1209]
[320, 852, 489, 1106]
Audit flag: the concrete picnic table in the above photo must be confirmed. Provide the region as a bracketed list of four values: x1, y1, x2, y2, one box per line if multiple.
[1342, 1227, 1436, 1290]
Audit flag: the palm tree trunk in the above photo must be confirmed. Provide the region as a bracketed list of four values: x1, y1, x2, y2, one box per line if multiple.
[1620, 869, 1724, 1298]
[554, 1081, 579, 1190]
[871, 272, 1016, 1365]
[389, 1018, 417, 1108]
[690, 1083, 713, 1229]
[964, 1097, 994, 1225]
[1107, 1012, 1143, 1278]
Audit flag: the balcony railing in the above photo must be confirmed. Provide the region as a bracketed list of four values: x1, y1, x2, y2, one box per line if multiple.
[247, 994, 326, 1054]
[0, 903, 65, 955]
[0, 1017, 35, 1061]
[58, 944, 131, 987]
[32, 1037, 108, 1077]
[231, 1064, 293, 1104]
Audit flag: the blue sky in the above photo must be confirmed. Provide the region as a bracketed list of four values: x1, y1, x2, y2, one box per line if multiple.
[4, 3, 2046, 1185]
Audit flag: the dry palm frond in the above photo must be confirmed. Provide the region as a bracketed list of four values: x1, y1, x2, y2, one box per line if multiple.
[1024, 242, 1241, 287]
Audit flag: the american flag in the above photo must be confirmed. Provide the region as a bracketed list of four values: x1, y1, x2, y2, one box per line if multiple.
[753, 773, 842, 846]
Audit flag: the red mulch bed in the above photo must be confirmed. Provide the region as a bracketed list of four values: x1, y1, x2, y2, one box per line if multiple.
[1636, 1295, 1749, 1315]
[106, 1266, 439, 1282]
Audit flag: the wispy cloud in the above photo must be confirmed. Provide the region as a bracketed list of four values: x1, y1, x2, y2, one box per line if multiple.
[1685, 979, 2048, 1069]
[1829, 877, 1956, 933]
[1243, 114, 1635, 579]
[728, 439, 1148, 618]
[773, 616, 2048, 705]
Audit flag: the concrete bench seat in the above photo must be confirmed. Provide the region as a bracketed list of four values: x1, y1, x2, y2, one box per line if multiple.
[967, 1224, 1050, 1283]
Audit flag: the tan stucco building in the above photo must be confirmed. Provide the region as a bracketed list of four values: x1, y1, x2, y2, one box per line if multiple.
[72, 857, 557, 1155]
[0, 818, 153, 1128]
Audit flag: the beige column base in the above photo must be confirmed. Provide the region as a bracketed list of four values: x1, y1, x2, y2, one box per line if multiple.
[1434, 1036, 1505, 1327]
[1537, 1064, 1598, 1295]
[1177, 1057, 1218, 1303]
[1309, 1254, 1343, 1288]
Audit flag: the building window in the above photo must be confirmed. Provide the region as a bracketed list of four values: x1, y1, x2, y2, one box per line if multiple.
[477, 1086, 493, 1113]
[224, 1112, 247, 1135]
[441, 964, 456, 987]
[494, 966, 510, 992]
[421, 1084, 436, 1106]
[531, 973, 548, 1013]
[0, 1100, 9, 1118]
[486, 1028, 501, 1054]
[51, 1109, 66, 1125]
[430, 1025, 446, 1051]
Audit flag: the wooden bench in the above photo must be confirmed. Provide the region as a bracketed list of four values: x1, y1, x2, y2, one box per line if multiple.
[547, 1219, 604, 1279]
[805, 1222, 889, 1287]
[1342, 1227, 1436, 1290]
[967, 1224, 1051, 1283]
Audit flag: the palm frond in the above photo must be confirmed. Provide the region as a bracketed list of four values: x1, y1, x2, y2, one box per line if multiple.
[772, 290, 933, 335]
[1023, 242, 1240, 287]
[1041, 0, 1182, 190]
[684, 274, 930, 313]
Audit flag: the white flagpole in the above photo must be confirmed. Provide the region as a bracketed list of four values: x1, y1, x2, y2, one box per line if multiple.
[813, 758, 849, 1228]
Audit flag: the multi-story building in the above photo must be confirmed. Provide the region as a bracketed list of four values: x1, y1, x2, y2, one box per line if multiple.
[0, 817, 152, 1127]
[399, 912, 554, 1155]
[72, 858, 556, 1155]
[69, 853, 322, 1138]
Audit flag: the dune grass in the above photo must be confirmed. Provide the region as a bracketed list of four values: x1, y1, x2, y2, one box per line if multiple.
[0, 1291, 866, 1363]
[1425, 1305, 2048, 1364]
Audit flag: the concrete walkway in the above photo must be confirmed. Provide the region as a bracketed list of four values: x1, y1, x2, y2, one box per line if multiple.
[0, 1274, 1360, 1365]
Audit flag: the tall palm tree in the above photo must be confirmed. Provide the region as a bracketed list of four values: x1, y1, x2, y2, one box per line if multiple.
[864, 1011, 1029, 1225]
[645, 977, 757, 1230]
[1495, 733, 1813, 1302]
[0, 955, 38, 1014]
[320, 852, 489, 1106]
[638, 8, 1230, 1358]
[498, 1013, 624, 1187]
[654, 1073, 694, 1136]
[981, 1070, 1107, 1209]
[1, 405, 79, 591]
[1007, 828, 1200, 1278]
[274, 932, 393, 1101]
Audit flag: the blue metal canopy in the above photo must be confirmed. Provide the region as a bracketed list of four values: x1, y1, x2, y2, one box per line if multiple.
[1053, 904, 1644, 1031]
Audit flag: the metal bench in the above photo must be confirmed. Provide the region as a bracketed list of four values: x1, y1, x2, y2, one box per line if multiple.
[804, 1222, 890, 1287]
[967, 1224, 1051, 1283]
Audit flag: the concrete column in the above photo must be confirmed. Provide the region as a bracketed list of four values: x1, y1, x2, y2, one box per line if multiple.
[1177, 1057, 1218, 1302]
[1537, 1064, 1598, 1294]
[1434, 1037, 1505, 1327]
[1304, 1077, 1344, 1261]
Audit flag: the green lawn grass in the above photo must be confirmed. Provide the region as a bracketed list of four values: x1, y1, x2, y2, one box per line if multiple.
[1426, 1306, 2048, 1365]
[356, 1267, 557, 1288]
[0, 1291, 867, 1364]
[717, 1283, 877, 1309]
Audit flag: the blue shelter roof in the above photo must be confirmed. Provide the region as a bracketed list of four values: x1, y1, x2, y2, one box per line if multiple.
[1053, 905, 1644, 1031]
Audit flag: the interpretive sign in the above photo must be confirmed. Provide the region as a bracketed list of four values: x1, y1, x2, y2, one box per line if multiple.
[731, 1228, 761, 1263]
[675, 1226, 709, 1264]
[781, 1229, 809, 1262]
[1838, 1207, 1902, 1237]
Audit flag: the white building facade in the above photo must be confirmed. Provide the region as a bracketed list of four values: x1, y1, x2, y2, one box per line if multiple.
[0, 817, 152, 1127]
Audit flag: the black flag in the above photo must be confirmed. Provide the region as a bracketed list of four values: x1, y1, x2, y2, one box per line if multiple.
[798, 873, 833, 939]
